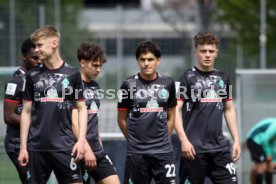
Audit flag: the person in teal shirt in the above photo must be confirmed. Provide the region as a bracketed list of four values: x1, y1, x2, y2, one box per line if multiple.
[246, 118, 276, 184]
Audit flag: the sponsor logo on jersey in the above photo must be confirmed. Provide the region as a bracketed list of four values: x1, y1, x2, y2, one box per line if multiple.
[184, 178, 191, 184]
[219, 79, 225, 88]
[200, 89, 222, 102]
[27, 170, 31, 180]
[71, 174, 79, 180]
[160, 88, 169, 99]
[82, 170, 89, 182]
[140, 99, 163, 112]
[61, 77, 70, 88]
[170, 179, 176, 184]
[41, 86, 64, 102]
[231, 176, 237, 182]
[5, 83, 17, 95]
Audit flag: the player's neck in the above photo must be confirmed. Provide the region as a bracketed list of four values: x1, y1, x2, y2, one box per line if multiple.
[196, 64, 214, 72]
[44, 53, 63, 69]
[139, 72, 157, 81]
[20, 64, 28, 72]
[81, 73, 93, 83]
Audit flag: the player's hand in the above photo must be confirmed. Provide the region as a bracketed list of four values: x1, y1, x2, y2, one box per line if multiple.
[232, 141, 241, 161]
[266, 156, 276, 172]
[18, 148, 29, 167]
[71, 138, 85, 162]
[266, 156, 272, 163]
[84, 147, 97, 170]
[181, 139, 196, 160]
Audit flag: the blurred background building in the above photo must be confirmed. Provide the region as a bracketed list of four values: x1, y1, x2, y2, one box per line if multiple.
[1, 0, 276, 183]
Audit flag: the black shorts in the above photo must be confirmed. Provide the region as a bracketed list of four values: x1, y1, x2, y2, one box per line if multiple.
[179, 150, 237, 184]
[123, 159, 131, 184]
[28, 151, 82, 184]
[247, 138, 266, 163]
[126, 153, 176, 184]
[80, 152, 117, 184]
[5, 149, 29, 183]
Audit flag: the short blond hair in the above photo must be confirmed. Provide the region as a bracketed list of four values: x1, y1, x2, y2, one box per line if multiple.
[31, 25, 60, 43]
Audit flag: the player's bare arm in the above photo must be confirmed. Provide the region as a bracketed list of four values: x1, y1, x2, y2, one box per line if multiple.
[71, 100, 87, 162]
[117, 110, 128, 139]
[167, 106, 176, 136]
[3, 101, 21, 126]
[18, 100, 32, 166]
[98, 131, 103, 146]
[224, 100, 241, 161]
[83, 141, 97, 170]
[72, 108, 97, 169]
[175, 100, 196, 160]
[72, 108, 80, 139]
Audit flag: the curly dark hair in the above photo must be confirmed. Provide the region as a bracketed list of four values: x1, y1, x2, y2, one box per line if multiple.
[77, 42, 106, 63]
[194, 32, 219, 48]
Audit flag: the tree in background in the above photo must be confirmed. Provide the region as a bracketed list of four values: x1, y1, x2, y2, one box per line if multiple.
[0, 0, 92, 67]
[215, 0, 276, 68]
[152, 0, 276, 68]
[153, 0, 217, 35]
[152, 0, 219, 71]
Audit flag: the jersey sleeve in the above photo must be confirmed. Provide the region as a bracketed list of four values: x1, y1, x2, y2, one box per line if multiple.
[168, 79, 177, 108]
[73, 71, 85, 101]
[4, 78, 24, 104]
[175, 73, 189, 101]
[117, 81, 131, 110]
[224, 75, 233, 102]
[23, 73, 34, 101]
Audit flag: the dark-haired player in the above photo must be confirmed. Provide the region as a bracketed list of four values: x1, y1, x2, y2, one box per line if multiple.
[118, 41, 177, 184]
[73, 42, 120, 184]
[3, 38, 41, 183]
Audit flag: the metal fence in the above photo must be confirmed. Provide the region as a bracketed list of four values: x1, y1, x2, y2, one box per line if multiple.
[1, 1, 271, 183]
[0, 0, 256, 92]
[236, 69, 276, 184]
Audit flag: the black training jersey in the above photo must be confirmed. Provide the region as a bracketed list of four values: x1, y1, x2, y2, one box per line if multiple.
[83, 80, 103, 155]
[23, 62, 84, 151]
[176, 66, 232, 153]
[118, 73, 177, 155]
[4, 68, 26, 151]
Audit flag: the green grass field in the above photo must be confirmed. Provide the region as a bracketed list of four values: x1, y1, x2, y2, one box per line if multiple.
[0, 153, 20, 184]
[0, 136, 20, 183]
[0, 152, 58, 184]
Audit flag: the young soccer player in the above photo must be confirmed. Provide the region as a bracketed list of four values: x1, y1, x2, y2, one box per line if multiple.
[73, 42, 120, 184]
[175, 32, 241, 184]
[18, 25, 87, 184]
[4, 38, 40, 183]
[118, 41, 177, 184]
[246, 118, 276, 184]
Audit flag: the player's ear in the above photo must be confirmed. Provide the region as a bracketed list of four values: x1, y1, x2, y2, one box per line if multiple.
[157, 58, 160, 66]
[52, 37, 58, 48]
[22, 55, 26, 61]
[215, 48, 218, 58]
[79, 59, 86, 67]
